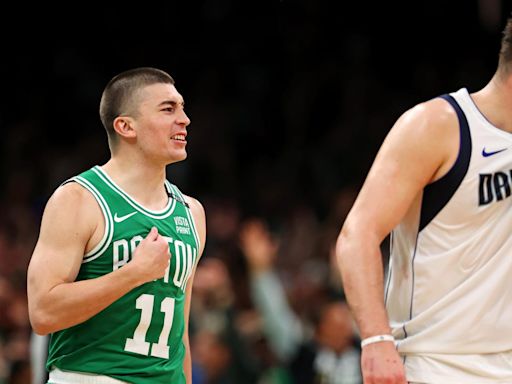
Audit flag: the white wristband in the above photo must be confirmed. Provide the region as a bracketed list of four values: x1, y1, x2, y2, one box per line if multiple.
[360, 334, 395, 348]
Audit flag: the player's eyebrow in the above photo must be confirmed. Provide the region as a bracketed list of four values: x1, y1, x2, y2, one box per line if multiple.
[158, 100, 185, 108]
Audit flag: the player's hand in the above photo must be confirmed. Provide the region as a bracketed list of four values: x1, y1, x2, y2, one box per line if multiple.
[361, 341, 406, 384]
[130, 227, 170, 283]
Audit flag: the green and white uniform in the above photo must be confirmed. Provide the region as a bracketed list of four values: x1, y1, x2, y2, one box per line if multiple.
[47, 166, 200, 384]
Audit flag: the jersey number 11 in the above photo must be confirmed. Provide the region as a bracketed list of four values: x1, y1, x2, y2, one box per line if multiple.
[124, 294, 175, 359]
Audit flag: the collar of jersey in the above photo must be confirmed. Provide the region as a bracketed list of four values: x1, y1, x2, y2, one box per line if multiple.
[92, 166, 176, 219]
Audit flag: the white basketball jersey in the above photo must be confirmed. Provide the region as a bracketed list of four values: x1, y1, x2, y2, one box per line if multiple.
[385, 88, 512, 383]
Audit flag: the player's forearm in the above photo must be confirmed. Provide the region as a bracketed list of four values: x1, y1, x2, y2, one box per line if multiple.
[336, 228, 391, 338]
[29, 266, 141, 335]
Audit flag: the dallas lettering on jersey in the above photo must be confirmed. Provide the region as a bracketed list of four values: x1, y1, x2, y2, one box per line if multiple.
[479, 172, 512, 205]
[112, 236, 197, 291]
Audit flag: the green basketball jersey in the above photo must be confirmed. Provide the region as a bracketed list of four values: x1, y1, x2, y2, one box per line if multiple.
[46, 166, 200, 384]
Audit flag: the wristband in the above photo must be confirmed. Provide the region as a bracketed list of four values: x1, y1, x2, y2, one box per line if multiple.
[360, 334, 395, 348]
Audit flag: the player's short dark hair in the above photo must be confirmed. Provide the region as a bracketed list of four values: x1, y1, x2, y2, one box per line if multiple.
[498, 15, 512, 76]
[99, 67, 175, 149]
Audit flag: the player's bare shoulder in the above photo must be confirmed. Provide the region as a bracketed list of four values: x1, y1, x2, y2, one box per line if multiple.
[397, 97, 460, 178]
[182, 195, 205, 217]
[42, 181, 104, 247]
[420, 96, 458, 128]
[49, 182, 101, 219]
[399, 96, 459, 139]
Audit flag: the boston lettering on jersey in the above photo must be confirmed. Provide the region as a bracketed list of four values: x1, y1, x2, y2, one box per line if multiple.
[113, 235, 197, 291]
[479, 172, 512, 205]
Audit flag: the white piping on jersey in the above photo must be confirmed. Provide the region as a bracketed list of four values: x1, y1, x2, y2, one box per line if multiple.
[73, 176, 114, 263]
[168, 183, 201, 252]
[92, 167, 177, 220]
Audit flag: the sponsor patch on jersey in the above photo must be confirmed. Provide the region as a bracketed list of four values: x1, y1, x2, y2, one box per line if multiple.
[174, 216, 191, 235]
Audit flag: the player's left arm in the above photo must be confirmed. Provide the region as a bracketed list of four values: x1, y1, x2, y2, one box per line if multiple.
[182, 195, 206, 383]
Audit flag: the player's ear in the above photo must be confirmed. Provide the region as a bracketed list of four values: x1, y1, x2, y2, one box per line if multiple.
[113, 116, 136, 139]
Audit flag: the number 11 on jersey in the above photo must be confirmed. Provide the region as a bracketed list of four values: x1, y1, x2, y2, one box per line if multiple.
[124, 294, 175, 359]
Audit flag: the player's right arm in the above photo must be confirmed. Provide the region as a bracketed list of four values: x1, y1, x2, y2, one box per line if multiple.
[336, 98, 459, 383]
[27, 182, 170, 335]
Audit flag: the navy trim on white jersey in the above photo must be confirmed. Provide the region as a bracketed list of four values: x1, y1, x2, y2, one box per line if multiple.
[419, 94, 472, 231]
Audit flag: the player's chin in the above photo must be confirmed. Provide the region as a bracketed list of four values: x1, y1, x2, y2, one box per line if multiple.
[171, 151, 188, 162]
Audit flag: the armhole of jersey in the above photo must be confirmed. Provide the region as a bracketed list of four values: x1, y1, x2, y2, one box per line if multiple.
[167, 182, 201, 254]
[64, 177, 114, 263]
[418, 94, 472, 231]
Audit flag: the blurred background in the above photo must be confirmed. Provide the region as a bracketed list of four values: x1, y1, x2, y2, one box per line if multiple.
[0, 1, 508, 383]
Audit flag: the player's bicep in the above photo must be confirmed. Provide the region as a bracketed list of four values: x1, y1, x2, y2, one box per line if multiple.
[28, 184, 96, 298]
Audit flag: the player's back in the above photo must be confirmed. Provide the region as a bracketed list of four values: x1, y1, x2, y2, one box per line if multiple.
[386, 88, 512, 382]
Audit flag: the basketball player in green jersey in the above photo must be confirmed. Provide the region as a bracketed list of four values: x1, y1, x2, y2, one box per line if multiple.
[27, 67, 206, 384]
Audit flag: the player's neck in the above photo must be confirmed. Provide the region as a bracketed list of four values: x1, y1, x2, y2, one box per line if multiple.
[471, 75, 512, 133]
[100, 157, 169, 210]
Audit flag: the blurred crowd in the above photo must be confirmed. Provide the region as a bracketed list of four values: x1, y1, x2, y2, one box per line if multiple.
[0, 160, 367, 383]
[0, 121, 367, 383]
[0, 1, 503, 383]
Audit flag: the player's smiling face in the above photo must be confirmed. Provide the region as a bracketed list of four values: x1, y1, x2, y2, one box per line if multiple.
[134, 83, 191, 164]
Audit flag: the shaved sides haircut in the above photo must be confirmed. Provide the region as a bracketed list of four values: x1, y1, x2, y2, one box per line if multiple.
[99, 67, 175, 149]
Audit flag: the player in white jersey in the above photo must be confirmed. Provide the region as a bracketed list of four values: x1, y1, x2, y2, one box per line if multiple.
[336, 15, 512, 384]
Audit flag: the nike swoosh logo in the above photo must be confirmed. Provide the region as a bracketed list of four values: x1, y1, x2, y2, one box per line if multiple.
[482, 147, 508, 157]
[114, 211, 137, 223]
